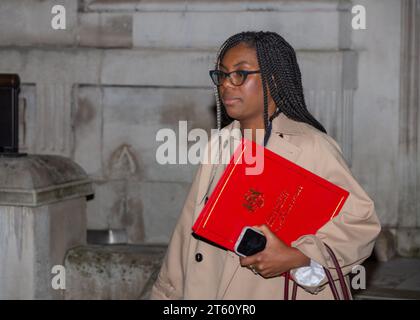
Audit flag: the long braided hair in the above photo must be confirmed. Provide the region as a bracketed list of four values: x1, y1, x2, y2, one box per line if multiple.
[213, 31, 326, 134]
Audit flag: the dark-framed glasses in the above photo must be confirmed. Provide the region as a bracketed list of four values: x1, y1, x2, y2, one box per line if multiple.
[209, 69, 261, 86]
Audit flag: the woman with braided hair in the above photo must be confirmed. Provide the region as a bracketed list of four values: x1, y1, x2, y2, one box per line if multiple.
[151, 31, 380, 299]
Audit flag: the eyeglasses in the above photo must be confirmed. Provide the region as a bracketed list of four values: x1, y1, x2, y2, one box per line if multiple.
[209, 69, 261, 86]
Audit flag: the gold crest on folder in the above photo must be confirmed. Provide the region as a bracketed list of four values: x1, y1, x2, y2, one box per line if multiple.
[242, 188, 265, 213]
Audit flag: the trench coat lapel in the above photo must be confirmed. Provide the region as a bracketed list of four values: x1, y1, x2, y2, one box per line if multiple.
[195, 124, 234, 211]
[265, 113, 303, 163]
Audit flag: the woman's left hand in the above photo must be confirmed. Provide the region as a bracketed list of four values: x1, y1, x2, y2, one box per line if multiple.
[239, 225, 310, 278]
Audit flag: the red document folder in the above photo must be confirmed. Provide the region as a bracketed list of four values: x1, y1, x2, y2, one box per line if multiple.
[192, 138, 349, 252]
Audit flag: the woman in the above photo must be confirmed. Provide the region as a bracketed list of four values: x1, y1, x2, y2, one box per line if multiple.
[151, 31, 381, 299]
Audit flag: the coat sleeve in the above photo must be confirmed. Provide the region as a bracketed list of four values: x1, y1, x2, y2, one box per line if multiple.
[150, 164, 203, 299]
[290, 134, 381, 294]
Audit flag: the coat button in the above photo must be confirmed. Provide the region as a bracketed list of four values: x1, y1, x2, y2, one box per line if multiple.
[204, 196, 209, 204]
[195, 253, 203, 262]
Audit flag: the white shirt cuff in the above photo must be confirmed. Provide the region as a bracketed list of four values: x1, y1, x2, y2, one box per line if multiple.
[292, 259, 326, 287]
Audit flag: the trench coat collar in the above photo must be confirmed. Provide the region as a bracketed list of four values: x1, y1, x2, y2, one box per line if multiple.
[225, 112, 304, 165]
[229, 112, 305, 140]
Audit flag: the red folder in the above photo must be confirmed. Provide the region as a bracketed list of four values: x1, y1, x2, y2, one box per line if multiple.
[192, 138, 349, 251]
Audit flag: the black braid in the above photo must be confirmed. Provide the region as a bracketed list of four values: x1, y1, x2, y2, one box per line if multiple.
[255, 40, 269, 129]
[214, 31, 327, 134]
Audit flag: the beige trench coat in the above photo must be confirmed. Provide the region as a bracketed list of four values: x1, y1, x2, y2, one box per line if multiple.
[151, 113, 381, 300]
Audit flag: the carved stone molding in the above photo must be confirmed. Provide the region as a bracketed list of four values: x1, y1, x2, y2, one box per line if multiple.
[305, 88, 354, 164]
[34, 83, 73, 156]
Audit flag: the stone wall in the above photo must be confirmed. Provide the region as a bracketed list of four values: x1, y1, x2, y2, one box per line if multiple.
[1, 0, 417, 256]
[64, 244, 165, 299]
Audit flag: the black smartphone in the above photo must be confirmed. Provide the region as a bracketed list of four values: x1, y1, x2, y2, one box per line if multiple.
[234, 227, 267, 257]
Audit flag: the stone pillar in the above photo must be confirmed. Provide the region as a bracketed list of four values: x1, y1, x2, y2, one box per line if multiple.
[398, 0, 420, 257]
[0, 155, 93, 299]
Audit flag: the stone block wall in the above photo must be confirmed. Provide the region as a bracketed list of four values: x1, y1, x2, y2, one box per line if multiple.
[1, 0, 416, 256]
